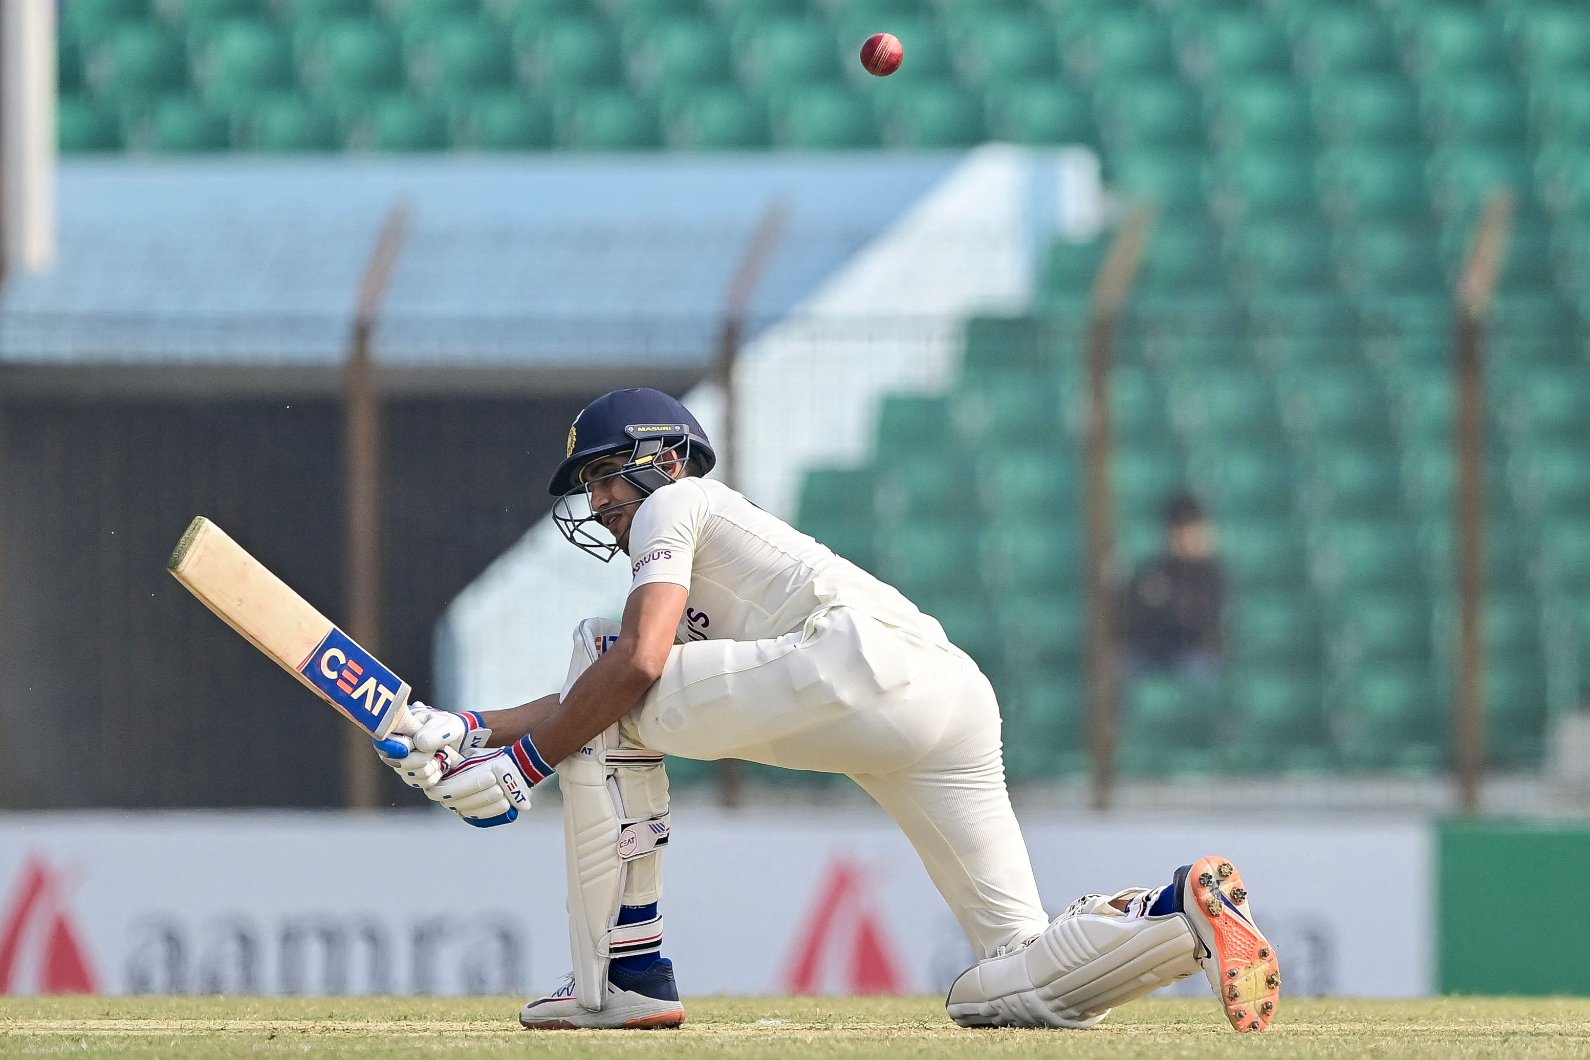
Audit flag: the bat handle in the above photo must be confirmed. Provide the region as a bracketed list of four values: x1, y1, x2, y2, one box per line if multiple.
[372, 735, 413, 759]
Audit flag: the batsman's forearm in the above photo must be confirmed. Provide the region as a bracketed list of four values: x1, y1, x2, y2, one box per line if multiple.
[525, 647, 661, 766]
[476, 694, 561, 747]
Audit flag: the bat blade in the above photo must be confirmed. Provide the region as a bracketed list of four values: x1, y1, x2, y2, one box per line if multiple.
[168, 516, 410, 740]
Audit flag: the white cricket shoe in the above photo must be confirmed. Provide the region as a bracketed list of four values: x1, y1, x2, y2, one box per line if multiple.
[519, 958, 686, 1030]
[1179, 854, 1281, 1032]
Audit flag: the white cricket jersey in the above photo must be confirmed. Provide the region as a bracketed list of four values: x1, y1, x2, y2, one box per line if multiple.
[625, 477, 952, 648]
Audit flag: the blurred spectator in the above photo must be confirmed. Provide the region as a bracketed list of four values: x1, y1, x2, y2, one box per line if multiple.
[1120, 492, 1226, 681]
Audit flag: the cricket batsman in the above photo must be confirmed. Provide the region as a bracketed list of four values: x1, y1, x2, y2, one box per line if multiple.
[376, 388, 1281, 1032]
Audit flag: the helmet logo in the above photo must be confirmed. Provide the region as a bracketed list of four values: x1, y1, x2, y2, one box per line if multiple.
[566, 424, 577, 457]
[625, 423, 686, 438]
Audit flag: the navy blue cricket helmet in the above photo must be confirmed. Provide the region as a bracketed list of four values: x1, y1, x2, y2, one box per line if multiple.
[549, 389, 716, 561]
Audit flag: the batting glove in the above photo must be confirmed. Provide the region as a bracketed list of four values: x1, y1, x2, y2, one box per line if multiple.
[419, 749, 531, 826]
[373, 704, 494, 790]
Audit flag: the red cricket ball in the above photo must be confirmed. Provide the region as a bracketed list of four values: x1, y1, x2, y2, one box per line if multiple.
[860, 32, 904, 77]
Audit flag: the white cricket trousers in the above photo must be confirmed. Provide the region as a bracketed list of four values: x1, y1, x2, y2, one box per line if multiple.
[621, 605, 1051, 958]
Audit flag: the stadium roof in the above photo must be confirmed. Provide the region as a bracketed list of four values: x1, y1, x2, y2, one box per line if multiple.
[0, 154, 957, 393]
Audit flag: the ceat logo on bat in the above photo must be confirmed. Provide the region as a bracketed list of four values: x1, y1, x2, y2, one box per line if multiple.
[300, 628, 403, 733]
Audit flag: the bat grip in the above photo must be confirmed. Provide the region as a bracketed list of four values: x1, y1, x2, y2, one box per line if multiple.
[372, 712, 466, 771]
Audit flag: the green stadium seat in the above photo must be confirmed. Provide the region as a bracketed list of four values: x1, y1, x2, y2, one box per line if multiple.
[874, 522, 982, 595]
[1334, 225, 1446, 295]
[140, 96, 233, 152]
[1332, 664, 1443, 769]
[523, 17, 625, 90]
[1292, 9, 1399, 78]
[1538, 145, 1590, 219]
[1403, 8, 1510, 78]
[1312, 519, 1427, 594]
[1113, 444, 1187, 521]
[292, 0, 372, 18]
[998, 669, 1086, 781]
[1172, 368, 1285, 442]
[714, 0, 807, 20]
[1065, 10, 1177, 83]
[1305, 446, 1403, 516]
[1207, 150, 1319, 221]
[1190, 447, 1297, 516]
[180, 0, 271, 38]
[998, 592, 1086, 674]
[1248, 292, 1361, 344]
[88, 24, 190, 101]
[1427, 146, 1535, 221]
[1224, 215, 1335, 293]
[1135, 217, 1223, 293]
[877, 82, 987, 148]
[1330, 590, 1434, 665]
[1541, 519, 1590, 594]
[1514, 7, 1590, 77]
[1106, 364, 1174, 439]
[633, 20, 732, 93]
[1312, 76, 1422, 146]
[1206, 76, 1315, 150]
[1502, 367, 1590, 439]
[981, 519, 1085, 598]
[773, 84, 880, 147]
[233, 93, 341, 150]
[1279, 364, 1396, 438]
[736, 19, 840, 89]
[63, 0, 153, 47]
[1483, 658, 1551, 766]
[796, 466, 875, 549]
[1531, 76, 1590, 150]
[876, 456, 972, 522]
[57, 96, 124, 152]
[1176, 10, 1294, 81]
[1108, 149, 1208, 210]
[557, 90, 661, 148]
[299, 19, 405, 99]
[1231, 595, 1321, 666]
[1228, 668, 1328, 766]
[195, 19, 296, 106]
[984, 80, 1096, 145]
[953, 14, 1060, 85]
[955, 370, 1068, 448]
[1422, 77, 1529, 146]
[351, 96, 448, 150]
[1219, 517, 1310, 589]
[409, 18, 516, 95]
[973, 449, 1079, 522]
[662, 87, 770, 149]
[387, 0, 479, 31]
[452, 92, 554, 149]
[59, 36, 85, 94]
[1120, 676, 1220, 776]
[1037, 237, 1105, 308]
[1517, 447, 1590, 516]
[875, 393, 952, 462]
[1318, 148, 1431, 221]
[961, 314, 1058, 373]
[1096, 78, 1206, 151]
[615, 0, 706, 34]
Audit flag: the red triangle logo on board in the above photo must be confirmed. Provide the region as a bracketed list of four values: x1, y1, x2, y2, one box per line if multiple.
[781, 857, 906, 995]
[0, 857, 99, 994]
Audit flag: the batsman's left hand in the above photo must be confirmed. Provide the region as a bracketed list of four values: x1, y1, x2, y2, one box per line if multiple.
[374, 703, 493, 789]
[422, 748, 532, 827]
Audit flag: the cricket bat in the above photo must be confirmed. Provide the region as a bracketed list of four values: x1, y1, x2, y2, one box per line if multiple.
[168, 515, 417, 757]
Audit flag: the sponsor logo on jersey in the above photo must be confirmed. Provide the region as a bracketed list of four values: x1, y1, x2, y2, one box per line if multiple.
[632, 548, 673, 574]
[300, 628, 403, 734]
[683, 607, 711, 642]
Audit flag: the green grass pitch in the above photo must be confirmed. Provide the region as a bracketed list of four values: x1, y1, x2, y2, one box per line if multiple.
[3, 996, 1589, 1058]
